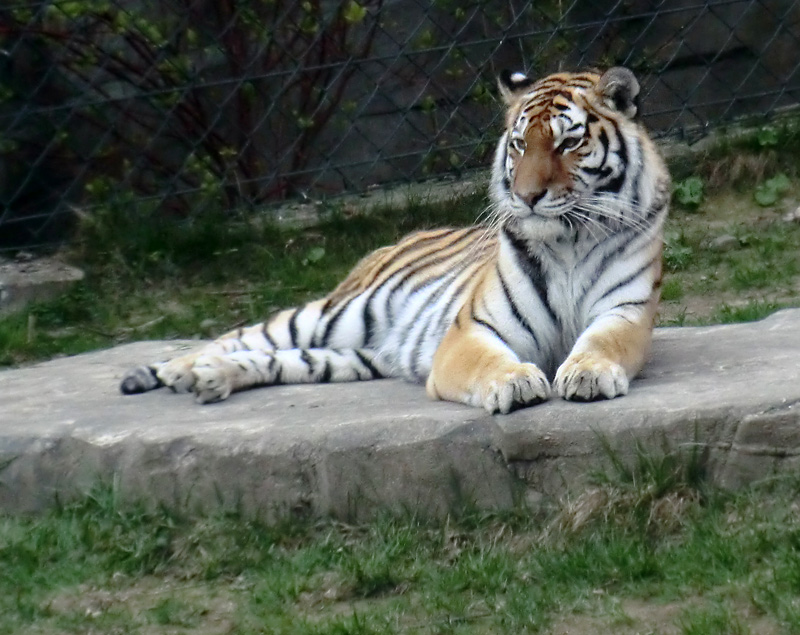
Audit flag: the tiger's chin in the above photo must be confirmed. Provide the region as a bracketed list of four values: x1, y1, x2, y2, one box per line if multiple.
[503, 212, 573, 244]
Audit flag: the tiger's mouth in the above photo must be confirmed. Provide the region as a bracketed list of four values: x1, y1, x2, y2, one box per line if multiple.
[512, 187, 626, 239]
[516, 187, 580, 217]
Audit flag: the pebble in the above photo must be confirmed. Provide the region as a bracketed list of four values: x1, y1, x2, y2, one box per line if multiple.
[783, 206, 800, 223]
[708, 234, 739, 251]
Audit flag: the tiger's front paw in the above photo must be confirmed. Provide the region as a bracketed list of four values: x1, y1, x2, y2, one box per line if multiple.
[192, 355, 236, 404]
[554, 353, 628, 402]
[480, 362, 550, 414]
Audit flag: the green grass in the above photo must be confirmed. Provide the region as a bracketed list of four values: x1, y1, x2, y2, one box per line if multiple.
[3, 451, 800, 633]
[678, 604, 750, 635]
[0, 192, 487, 366]
[657, 116, 800, 324]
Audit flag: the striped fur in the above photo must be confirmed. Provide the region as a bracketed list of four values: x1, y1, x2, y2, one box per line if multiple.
[120, 67, 670, 413]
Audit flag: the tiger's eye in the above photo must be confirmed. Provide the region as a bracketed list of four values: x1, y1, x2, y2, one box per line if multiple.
[511, 138, 527, 155]
[557, 137, 581, 153]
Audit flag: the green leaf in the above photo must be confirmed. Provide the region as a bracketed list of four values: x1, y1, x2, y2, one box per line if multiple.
[673, 176, 704, 208]
[303, 246, 325, 265]
[754, 173, 791, 207]
[296, 115, 315, 130]
[420, 95, 436, 113]
[756, 126, 779, 148]
[754, 187, 778, 207]
[342, 1, 367, 23]
[766, 173, 791, 193]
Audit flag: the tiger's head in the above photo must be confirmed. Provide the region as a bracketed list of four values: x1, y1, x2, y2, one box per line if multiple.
[491, 67, 668, 240]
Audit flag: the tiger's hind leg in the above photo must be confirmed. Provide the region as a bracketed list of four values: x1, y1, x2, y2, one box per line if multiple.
[191, 348, 390, 403]
[120, 299, 336, 395]
[120, 342, 236, 395]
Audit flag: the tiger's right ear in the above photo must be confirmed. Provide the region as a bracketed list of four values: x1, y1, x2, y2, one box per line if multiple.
[498, 70, 535, 105]
[597, 67, 640, 119]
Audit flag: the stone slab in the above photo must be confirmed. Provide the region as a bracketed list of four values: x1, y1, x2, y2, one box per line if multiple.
[1, 309, 799, 518]
[0, 256, 85, 315]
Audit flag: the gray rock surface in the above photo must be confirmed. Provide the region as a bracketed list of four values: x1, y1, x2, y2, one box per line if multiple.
[0, 256, 85, 315]
[1, 309, 799, 519]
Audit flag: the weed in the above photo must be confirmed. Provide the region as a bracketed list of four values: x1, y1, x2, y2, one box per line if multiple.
[753, 172, 792, 207]
[671, 114, 800, 192]
[663, 230, 696, 272]
[756, 124, 781, 148]
[711, 300, 786, 324]
[147, 597, 200, 627]
[550, 433, 708, 541]
[679, 603, 750, 635]
[661, 276, 684, 301]
[673, 175, 705, 209]
[661, 308, 689, 326]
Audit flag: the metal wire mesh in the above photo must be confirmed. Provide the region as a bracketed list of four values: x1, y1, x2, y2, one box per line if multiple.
[1, 0, 799, 251]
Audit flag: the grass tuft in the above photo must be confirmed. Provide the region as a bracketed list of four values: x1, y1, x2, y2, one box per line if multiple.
[679, 603, 750, 635]
[548, 433, 708, 543]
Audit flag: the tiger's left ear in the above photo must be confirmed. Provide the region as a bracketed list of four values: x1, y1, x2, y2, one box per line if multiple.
[498, 70, 535, 106]
[597, 67, 640, 119]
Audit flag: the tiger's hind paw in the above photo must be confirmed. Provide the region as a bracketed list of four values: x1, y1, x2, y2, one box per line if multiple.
[192, 356, 236, 404]
[555, 353, 629, 401]
[156, 357, 198, 393]
[481, 363, 550, 414]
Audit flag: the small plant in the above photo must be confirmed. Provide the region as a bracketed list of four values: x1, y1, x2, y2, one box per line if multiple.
[663, 231, 695, 272]
[302, 246, 326, 267]
[711, 300, 784, 324]
[673, 176, 705, 209]
[147, 598, 200, 627]
[756, 124, 780, 148]
[679, 602, 750, 635]
[753, 173, 792, 207]
[660, 277, 684, 302]
[549, 432, 708, 540]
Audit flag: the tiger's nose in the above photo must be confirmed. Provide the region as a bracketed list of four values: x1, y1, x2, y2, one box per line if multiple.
[517, 189, 546, 208]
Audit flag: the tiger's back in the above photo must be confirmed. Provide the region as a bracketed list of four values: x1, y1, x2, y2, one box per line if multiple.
[121, 66, 669, 413]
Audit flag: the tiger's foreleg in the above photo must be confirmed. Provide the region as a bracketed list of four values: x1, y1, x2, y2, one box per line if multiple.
[425, 312, 550, 414]
[554, 303, 656, 402]
[191, 348, 388, 403]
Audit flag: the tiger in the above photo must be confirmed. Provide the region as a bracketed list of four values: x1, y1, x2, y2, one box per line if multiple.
[120, 66, 671, 414]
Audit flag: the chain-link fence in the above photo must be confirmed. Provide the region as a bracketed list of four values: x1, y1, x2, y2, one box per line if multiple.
[1, 0, 798, 251]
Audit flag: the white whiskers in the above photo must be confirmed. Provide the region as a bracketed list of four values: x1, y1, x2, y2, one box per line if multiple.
[570, 193, 660, 237]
